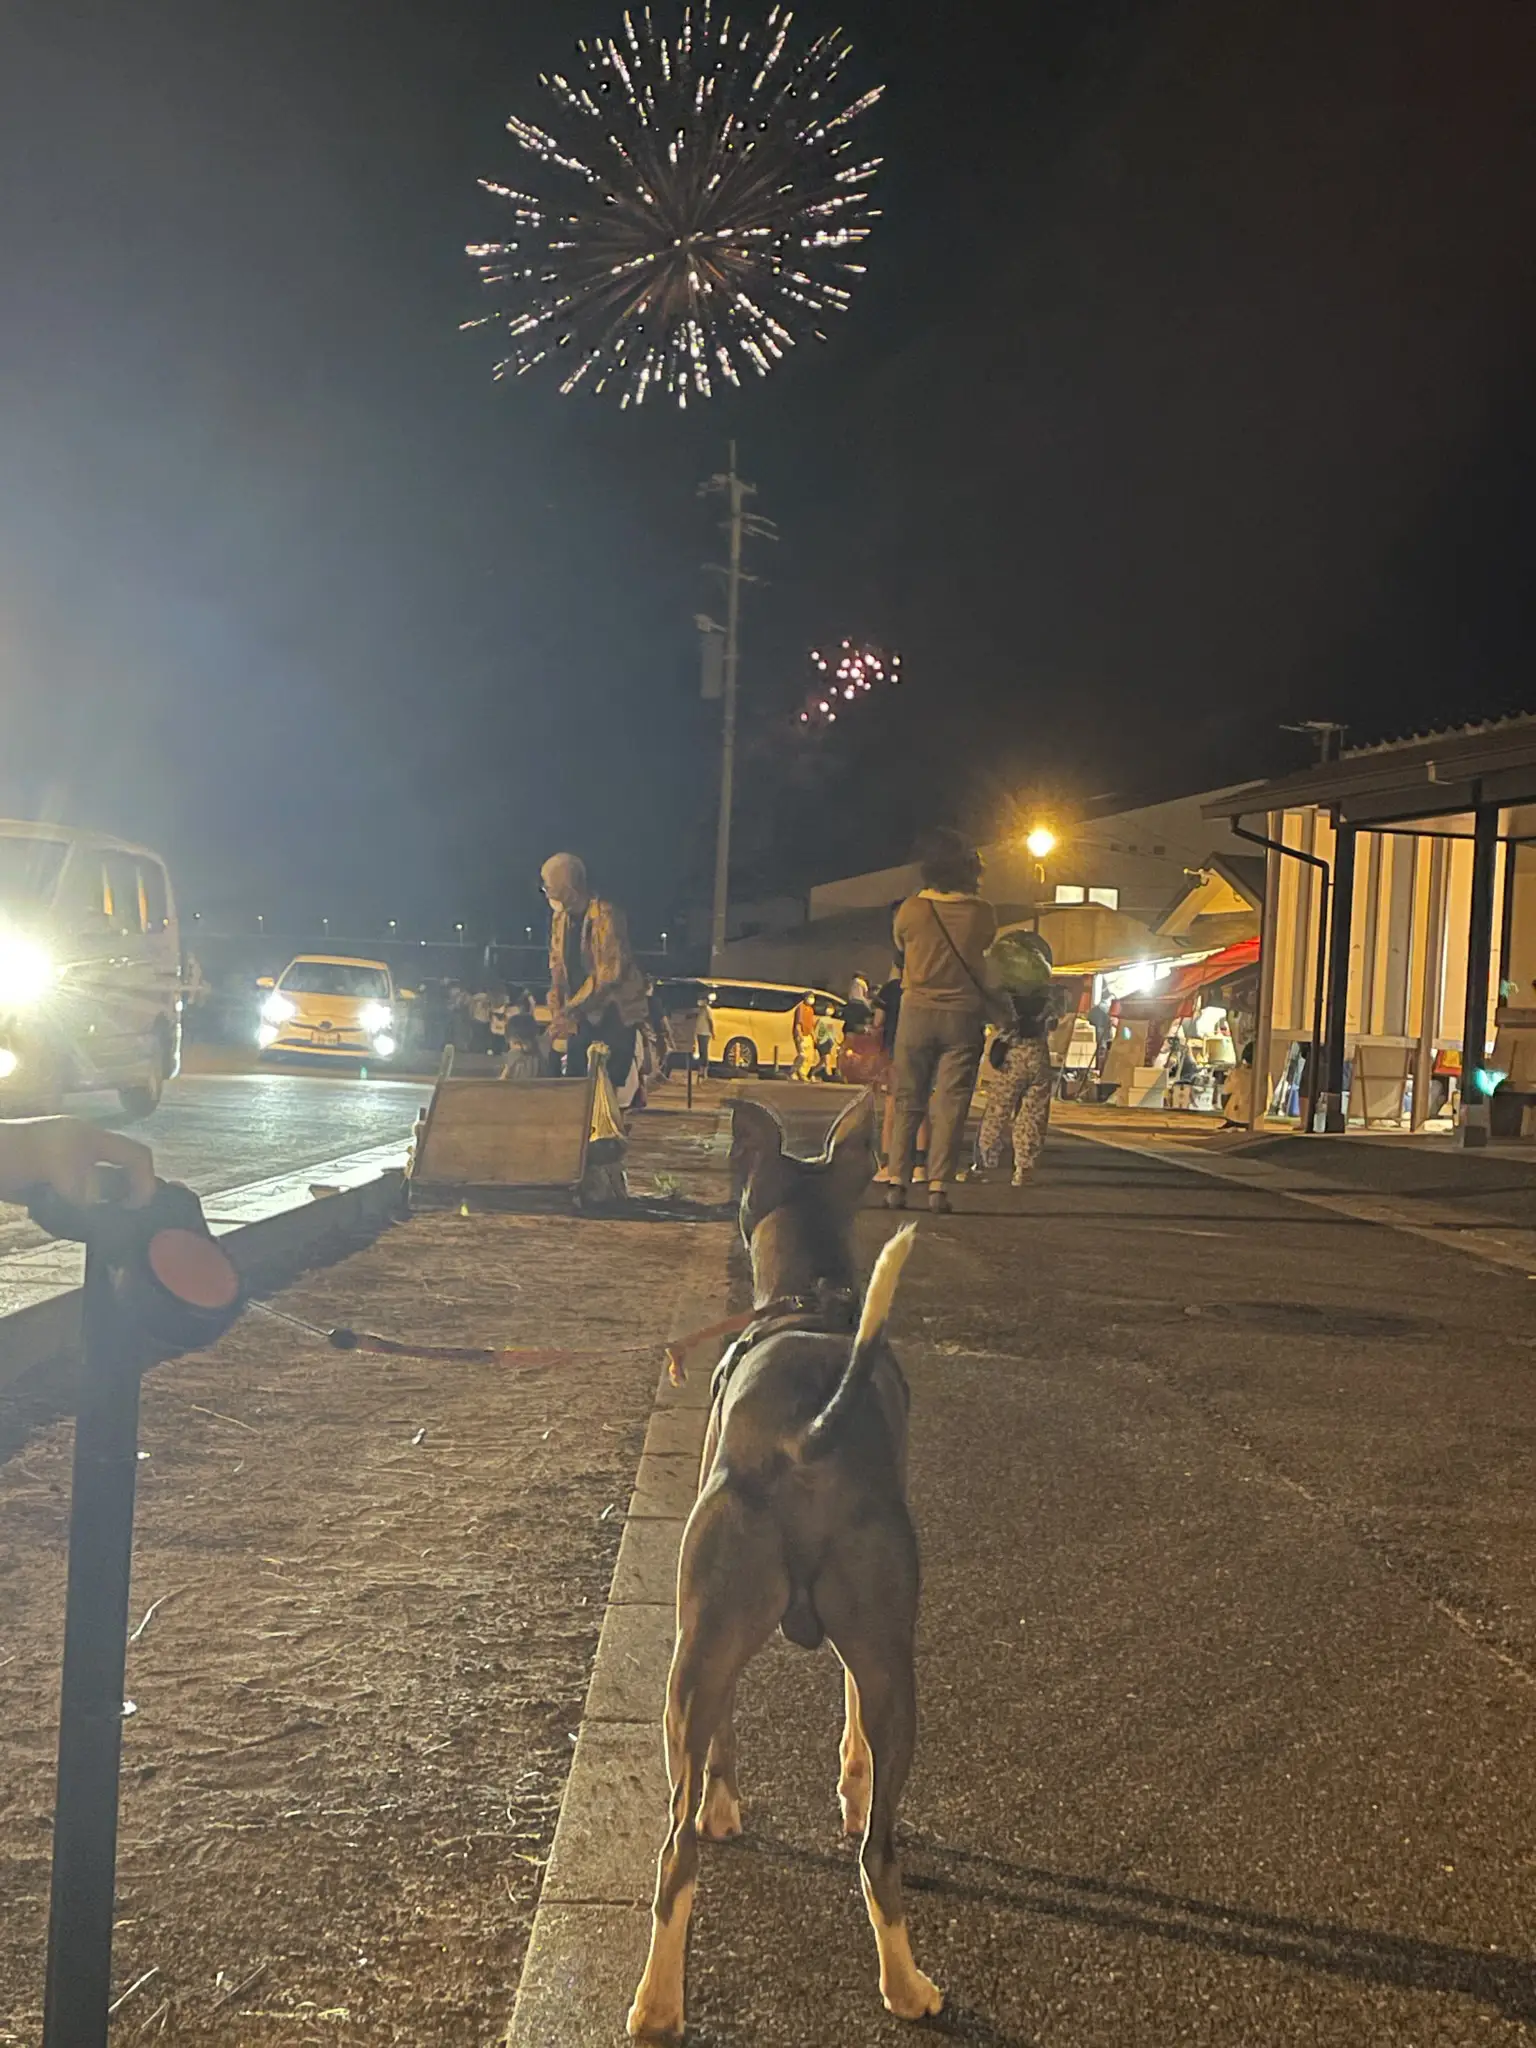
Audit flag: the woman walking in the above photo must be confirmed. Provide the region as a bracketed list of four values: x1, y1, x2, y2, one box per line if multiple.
[886, 828, 997, 1214]
[978, 987, 1054, 1183]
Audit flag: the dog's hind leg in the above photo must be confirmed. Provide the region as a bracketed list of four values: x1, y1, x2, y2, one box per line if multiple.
[698, 1676, 742, 1839]
[821, 1534, 942, 2022]
[837, 1660, 871, 1838]
[628, 1491, 785, 2041]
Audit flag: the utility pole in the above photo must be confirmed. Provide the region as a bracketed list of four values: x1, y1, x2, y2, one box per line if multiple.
[699, 445, 774, 971]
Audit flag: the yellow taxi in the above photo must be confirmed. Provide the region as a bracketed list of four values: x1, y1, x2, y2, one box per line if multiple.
[257, 955, 405, 1065]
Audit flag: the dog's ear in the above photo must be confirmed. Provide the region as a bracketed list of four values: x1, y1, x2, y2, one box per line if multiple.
[730, 1100, 785, 1185]
[825, 1089, 879, 1197]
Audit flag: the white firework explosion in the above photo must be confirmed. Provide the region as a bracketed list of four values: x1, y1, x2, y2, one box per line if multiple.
[464, 3, 883, 406]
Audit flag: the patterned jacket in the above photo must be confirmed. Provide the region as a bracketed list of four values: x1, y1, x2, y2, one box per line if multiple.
[548, 897, 649, 1028]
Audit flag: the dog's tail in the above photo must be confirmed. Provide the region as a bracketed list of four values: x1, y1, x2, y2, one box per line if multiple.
[801, 1224, 918, 1461]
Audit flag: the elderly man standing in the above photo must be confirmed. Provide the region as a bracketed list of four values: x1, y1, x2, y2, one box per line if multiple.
[541, 852, 649, 1095]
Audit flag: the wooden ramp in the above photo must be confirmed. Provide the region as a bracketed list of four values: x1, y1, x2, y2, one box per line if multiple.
[408, 1072, 599, 1209]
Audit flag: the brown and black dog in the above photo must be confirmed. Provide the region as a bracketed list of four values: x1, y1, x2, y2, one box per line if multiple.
[628, 1091, 941, 2039]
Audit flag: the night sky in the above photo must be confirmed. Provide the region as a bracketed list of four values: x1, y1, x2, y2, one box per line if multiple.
[2, 0, 1533, 945]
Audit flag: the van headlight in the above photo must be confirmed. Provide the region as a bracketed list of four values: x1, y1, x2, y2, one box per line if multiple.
[261, 991, 296, 1025]
[360, 1001, 392, 1035]
[0, 934, 55, 1008]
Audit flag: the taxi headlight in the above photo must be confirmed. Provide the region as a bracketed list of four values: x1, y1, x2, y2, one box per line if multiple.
[360, 1001, 392, 1035]
[372, 1033, 397, 1060]
[261, 991, 296, 1025]
[0, 934, 55, 1008]
[0, 1048, 18, 1080]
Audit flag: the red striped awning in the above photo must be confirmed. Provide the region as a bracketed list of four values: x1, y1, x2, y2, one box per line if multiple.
[1157, 936, 1260, 1002]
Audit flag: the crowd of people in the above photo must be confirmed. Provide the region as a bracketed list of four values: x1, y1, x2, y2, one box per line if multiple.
[509, 833, 1060, 1203]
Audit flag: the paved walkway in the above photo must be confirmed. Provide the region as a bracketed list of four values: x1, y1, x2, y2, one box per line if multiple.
[517, 1095, 1536, 2045]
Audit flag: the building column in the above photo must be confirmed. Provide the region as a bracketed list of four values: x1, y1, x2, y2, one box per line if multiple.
[1319, 821, 1356, 1132]
[1248, 825, 1281, 1130]
[1459, 799, 1500, 1149]
[1411, 837, 1449, 1132]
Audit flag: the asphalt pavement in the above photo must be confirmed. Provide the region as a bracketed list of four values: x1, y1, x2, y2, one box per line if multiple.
[134, 1067, 431, 1193]
[660, 1106, 1536, 2046]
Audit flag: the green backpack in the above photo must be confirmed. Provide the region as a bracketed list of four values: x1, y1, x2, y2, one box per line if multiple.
[988, 929, 1053, 993]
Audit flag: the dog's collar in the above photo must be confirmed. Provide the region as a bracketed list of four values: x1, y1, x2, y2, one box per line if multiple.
[664, 1285, 858, 1387]
[709, 1289, 859, 1401]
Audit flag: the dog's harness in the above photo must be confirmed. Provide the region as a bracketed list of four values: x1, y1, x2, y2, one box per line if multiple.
[664, 1284, 859, 1391]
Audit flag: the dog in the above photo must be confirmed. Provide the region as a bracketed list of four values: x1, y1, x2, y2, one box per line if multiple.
[627, 1090, 941, 2039]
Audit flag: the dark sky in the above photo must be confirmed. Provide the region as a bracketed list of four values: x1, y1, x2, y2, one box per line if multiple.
[2, 0, 1534, 942]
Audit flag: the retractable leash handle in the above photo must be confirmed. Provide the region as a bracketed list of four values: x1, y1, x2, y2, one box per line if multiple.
[29, 1174, 242, 2048]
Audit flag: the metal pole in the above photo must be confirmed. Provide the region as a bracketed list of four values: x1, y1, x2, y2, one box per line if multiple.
[1230, 818, 1330, 1131]
[1459, 797, 1500, 1148]
[1412, 837, 1449, 1132]
[1320, 821, 1357, 1132]
[1498, 828, 1517, 997]
[43, 1253, 143, 2048]
[709, 444, 745, 972]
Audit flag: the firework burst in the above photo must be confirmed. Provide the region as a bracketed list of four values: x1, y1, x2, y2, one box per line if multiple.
[464, 3, 883, 407]
[799, 641, 902, 727]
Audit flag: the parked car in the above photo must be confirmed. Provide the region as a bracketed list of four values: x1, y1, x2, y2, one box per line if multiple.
[257, 955, 407, 1066]
[0, 821, 182, 1119]
[655, 978, 845, 1075]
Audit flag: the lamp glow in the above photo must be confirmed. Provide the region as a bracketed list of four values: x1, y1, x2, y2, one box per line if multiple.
[0, 933, 55, 1008]
[1025, 827, 1056, 861]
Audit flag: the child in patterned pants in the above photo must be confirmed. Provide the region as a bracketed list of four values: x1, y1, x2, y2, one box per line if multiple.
[978, 993, 1053, 1183]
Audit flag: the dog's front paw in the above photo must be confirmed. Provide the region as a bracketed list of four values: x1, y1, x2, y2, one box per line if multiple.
[882, 1965, 944, 2021]
[627, 1988, 685, 2040]
[697, 1776, 742, 1839]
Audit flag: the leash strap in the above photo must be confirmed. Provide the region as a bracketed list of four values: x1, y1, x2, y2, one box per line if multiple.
[252, 1295, 847, 1384]
[925, 898, 995, 1008]
[664, 1309, 758, 1386]
[663, 1289, 857, 1386]
[249, 1299, 651, 1369]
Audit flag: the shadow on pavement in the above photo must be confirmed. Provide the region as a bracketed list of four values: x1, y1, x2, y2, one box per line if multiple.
[717, 1831, 1536, 2028]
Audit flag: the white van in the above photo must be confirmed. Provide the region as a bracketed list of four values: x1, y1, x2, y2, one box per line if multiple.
[656, 978, 846, 1075]
[0, 822, 182, 1118]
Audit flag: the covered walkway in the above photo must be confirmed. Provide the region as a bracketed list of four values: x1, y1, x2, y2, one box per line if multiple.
[1206, 714, 1536, 1147]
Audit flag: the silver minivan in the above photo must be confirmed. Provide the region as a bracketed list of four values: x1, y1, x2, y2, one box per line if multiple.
[0, 821, 183, 1118]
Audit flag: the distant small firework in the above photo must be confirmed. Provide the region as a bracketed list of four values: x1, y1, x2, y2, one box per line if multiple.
[464, 3, 883, 407]
[799, 642, 902, 728]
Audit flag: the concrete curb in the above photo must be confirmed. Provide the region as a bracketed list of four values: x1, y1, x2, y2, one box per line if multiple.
[1069, 1125, 1536, 1278]
[0, 1140, 407, 1391]
[504, 1185, 732, 2045]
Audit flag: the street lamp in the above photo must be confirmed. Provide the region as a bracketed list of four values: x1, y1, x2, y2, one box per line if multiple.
[321, 915, 330, 939]
[1025, 826, 1056, 861]
[387, 919, 397, 937]
[454, 922, 465, 942]
[660, 929, 669, 955]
